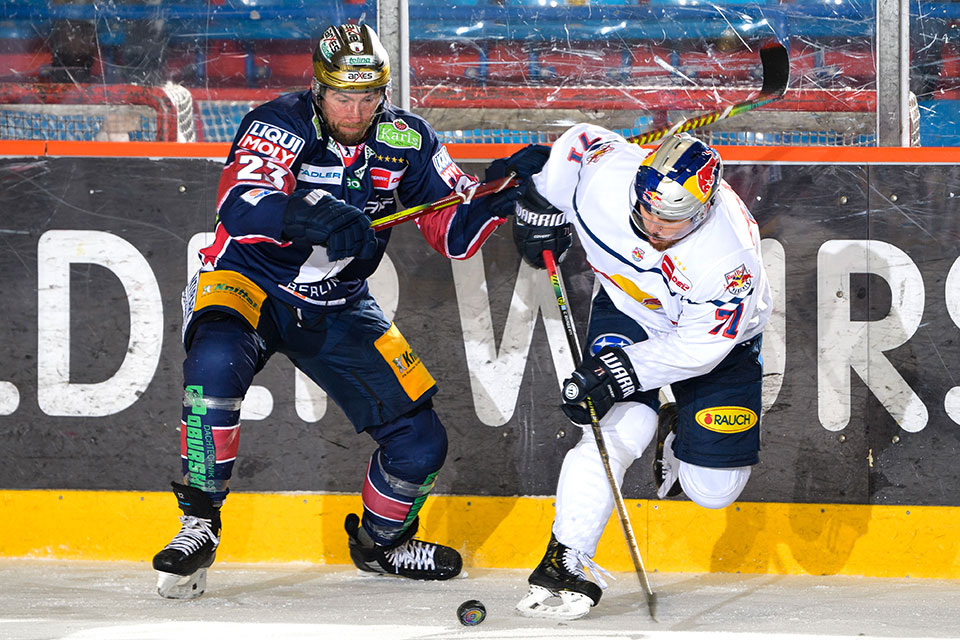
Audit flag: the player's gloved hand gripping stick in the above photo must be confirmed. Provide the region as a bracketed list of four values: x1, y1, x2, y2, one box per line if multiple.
[370, 41, 789, 233]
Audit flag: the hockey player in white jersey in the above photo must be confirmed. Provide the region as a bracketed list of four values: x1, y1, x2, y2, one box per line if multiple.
[513, 124, 772, 619]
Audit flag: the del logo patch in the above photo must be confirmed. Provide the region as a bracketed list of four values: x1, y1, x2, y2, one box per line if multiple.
[724, 263, 754, 295]
[695, 406, 758, 433]
[239, 120, 304, 167]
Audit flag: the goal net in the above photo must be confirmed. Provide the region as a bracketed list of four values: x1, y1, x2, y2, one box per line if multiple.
[192, 86, 917, 148]
[0, 83, 920, 148]
[0, 82, 196, 142]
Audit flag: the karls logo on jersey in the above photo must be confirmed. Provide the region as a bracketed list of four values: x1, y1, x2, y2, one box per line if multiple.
[377, 120, 422, 149]
[660, 255, 691, 292]
[724, 263, 753, 295]
[432, 146, 467, 189]
[695, 406, 757, 433]
[370, 167, 406, 190]
[297, 163, 344, 185]
[239, 121, 304, 167]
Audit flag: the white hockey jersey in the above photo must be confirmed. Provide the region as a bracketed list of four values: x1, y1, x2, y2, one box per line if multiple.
[535, 123, 772, 392]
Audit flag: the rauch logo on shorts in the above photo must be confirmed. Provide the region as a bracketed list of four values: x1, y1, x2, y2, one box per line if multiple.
[695, 406, 758, 433]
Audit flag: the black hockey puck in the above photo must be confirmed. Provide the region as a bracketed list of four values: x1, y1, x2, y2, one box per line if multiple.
[457, 599, 486, 626]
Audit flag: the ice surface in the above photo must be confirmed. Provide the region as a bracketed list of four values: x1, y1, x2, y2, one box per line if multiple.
[2, 560, 960, 640]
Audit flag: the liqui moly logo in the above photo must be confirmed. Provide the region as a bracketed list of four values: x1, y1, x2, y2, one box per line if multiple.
[239, 121, 305, 168]
[432, 147, 467, 189]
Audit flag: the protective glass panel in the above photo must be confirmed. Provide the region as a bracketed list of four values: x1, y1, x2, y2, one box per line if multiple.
[0, 1, 954, 145]
[409, 0, 876, 146]
[912, 0, 960, 145]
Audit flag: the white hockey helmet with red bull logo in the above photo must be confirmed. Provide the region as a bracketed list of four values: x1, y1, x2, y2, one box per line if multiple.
[632, 133, 723, 241]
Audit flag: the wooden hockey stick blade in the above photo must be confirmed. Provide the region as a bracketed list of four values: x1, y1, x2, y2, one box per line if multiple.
[543, 249, 658, 621]
[371, 41, 788, 232]
[626, 40, 790, 146]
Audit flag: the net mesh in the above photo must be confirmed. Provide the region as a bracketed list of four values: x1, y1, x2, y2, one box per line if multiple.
[0, 84, 920, 147]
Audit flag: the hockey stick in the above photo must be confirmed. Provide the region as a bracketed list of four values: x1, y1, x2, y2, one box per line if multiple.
[371, 40, 789, 233]
[543, 249, 658, 621]
[371, 173, 517, 231]
[627, 40, 790, 146]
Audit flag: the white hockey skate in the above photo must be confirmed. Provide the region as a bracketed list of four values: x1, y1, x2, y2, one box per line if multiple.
[516, 584, 596, 620]
[155, 564, 210, 600]
[153, 482, 221, 599]
[515, 534, 608, 620]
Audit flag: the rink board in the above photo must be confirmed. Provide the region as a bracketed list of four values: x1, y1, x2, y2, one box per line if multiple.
[2, 143, 960, 579]
[1, 489, 958, 579]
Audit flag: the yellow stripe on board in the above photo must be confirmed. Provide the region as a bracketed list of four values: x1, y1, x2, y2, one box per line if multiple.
[2, 490, 959, 579]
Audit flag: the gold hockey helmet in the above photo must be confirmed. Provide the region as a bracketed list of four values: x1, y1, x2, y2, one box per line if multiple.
[312, 23, 390, 94]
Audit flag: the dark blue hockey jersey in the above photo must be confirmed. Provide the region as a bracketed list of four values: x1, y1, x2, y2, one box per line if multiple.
[199, 89, 505, 310]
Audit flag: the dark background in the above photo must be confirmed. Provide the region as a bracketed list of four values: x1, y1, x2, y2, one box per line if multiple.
[2, 157, 959, 506]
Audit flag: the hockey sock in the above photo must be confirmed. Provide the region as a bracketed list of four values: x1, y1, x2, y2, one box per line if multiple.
[180, 385, 241, 504]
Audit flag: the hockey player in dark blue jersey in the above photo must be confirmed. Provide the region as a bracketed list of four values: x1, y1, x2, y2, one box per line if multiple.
[152, 22, 551, 598]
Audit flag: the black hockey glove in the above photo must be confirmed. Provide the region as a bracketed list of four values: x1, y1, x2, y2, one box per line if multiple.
[561, 346, 640, 425]
[484, 144, 552, 219]
[485, 143, 551, 183]
[282, 189, 378, 261]
[512, 180, 572, 269]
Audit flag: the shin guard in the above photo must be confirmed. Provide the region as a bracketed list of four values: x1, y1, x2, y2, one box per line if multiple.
[361, 406, 447, 545]
[180, 385, 242, 504]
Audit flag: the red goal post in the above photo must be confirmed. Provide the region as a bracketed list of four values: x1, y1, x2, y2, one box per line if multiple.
[0, 82, 196, 142]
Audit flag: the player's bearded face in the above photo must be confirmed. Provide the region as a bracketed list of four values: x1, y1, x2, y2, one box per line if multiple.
[634, 203, 695, 250]
[320, 89, 383, 145]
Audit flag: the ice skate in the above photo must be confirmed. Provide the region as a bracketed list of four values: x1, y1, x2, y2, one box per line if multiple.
[152, 482, 221, 599]
[515, 534, 606, 620]
[654, 402, 683, 498]
[344, 513, 462, 580]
